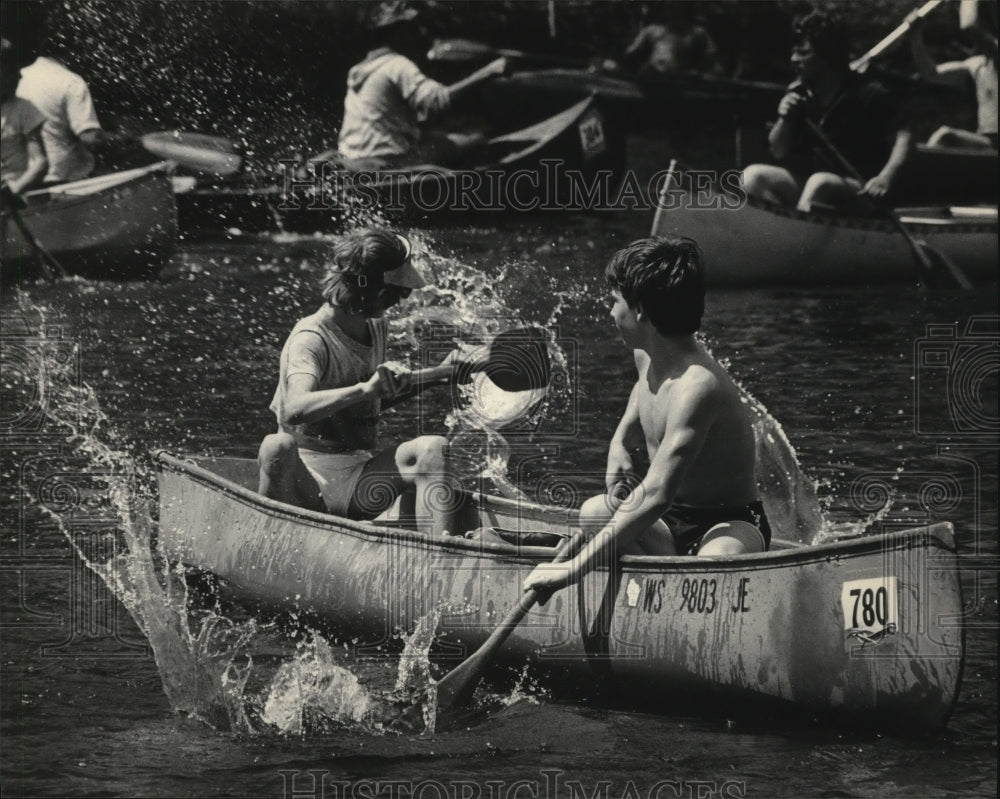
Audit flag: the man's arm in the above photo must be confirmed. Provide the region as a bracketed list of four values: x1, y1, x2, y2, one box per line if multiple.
[960, 0, 999, 61]
[445, 58, 507, 102]
[278, 332, 410, 426]
[605, 382, 643, 496]
[5, 130, 48, 195]
[525, 373, 719, 591]
[861, 127, 913, 199]
[769, 87, 810, 161]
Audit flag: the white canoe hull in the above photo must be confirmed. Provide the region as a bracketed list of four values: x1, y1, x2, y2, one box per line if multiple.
[156, 453, 965, 732]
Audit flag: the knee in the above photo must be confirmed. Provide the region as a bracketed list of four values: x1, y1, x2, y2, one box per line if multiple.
[927, 126, 954, 147]
[258, 432, 297, 471]
[740, 163, 768, 196]
[801, 171, 840, 195]
[399, 435, 449, 475]
[580, 493, 616, 525]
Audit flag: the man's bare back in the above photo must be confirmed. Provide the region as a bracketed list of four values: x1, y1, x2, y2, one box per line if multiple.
[634, 348, 758, 508]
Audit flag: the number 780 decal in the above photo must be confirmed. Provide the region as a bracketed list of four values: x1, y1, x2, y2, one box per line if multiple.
[840, 577, 899, 644]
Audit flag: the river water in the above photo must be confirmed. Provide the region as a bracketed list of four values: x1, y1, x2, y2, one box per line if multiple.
[1, 136, 998, 798]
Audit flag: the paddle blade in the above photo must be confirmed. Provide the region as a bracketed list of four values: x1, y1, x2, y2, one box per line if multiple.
[141, 131, 242, 176]
[428, 38, 496, 63]
[483, 327, 551, 392]
[434, 650, 488, 710]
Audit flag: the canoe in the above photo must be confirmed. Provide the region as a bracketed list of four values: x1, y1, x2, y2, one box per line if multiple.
[177, 96, 626, 235]
[651, 162, 998, 287]
[156, 451, 965, 733]
[0, 163, 177, 282]
[476, 67, 784, 131]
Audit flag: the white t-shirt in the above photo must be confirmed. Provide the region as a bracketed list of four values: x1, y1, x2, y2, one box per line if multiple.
[16, 56, 101, 182]
[337, 50, 450, 162]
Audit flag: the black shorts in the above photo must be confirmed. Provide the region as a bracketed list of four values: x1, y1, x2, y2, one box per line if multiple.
[663, 501, 772, 555]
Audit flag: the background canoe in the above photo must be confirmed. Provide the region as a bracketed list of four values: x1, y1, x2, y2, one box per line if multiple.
[474, 67, 784, 131]
[1, 163, 177, 282]
[156, 452, 965, 733]
[177, 96, 626, 235]
[652, 164, 997, 287]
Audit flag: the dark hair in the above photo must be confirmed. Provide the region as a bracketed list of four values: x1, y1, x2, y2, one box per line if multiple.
[604, 236, 705, 336]
[793, 9, 849, 70]
[321, 227, 408, 316]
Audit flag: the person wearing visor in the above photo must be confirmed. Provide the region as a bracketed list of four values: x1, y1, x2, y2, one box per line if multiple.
[258, 226, 462, 536]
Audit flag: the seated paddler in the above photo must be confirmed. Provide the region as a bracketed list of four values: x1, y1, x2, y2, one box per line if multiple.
[335, 2, 506, 170]
[257, 226, 464, 537]
[524, 236, 771, 593]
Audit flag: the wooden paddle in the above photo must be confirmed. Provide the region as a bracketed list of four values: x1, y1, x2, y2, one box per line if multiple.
[803, 119, 973, 290]
[139, 131, 242, 177]
[382, 326, 551, 408]
[4, 201, 66, 283]
[435, 528, 588, 714]
[850, 0, 944, 73]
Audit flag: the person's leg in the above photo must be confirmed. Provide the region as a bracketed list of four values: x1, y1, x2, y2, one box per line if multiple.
[797, 172, 865, 213]
[257, 432, 324, 512]
[354, 436, 461, 536]
[928, 126, 995, 149]
[741, 163, 802, 205]
[578, 493, 675, 556]
[697, 520, 766, 557]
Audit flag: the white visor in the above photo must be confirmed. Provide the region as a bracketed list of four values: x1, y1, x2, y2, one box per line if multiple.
[382, 234, 426, 290]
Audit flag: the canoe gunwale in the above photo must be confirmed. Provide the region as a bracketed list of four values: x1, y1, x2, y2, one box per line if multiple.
[742, 194, 999, 236]
[155, 451, 958, 571]
[21, 162, 175, 211]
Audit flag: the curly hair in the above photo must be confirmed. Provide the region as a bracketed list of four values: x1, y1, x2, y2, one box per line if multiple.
[793, 9, 850, 71]
[320, 227, 408, 315]
[604, 236, 705, 336]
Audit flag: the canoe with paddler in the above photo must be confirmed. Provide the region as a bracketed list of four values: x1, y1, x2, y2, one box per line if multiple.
[155, 449, 964, 734]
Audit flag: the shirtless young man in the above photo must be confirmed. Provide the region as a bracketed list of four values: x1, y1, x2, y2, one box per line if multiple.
[524, 237, 770, 593]
[257, 226, 462, 536]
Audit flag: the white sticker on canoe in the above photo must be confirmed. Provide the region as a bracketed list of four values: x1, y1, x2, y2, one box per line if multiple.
[578, 115, 606, 157]
[841, 577, 898, 636]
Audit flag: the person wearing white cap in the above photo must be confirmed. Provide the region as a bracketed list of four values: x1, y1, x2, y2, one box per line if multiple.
[258, 226, 462, 536]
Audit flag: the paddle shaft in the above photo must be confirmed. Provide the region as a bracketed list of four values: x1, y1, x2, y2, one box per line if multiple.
[803, 119, 972, 290]
[850, 0, 944, 72]
[5, 203, 66, 283]
[435, 529, 588, 712]
[430, 38, 595, 70]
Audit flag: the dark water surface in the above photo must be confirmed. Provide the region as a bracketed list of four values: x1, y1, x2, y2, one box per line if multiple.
[1, 197, 997, 798]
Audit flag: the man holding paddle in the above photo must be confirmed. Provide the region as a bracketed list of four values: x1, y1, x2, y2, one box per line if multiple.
[742, 9, 913, 213]
[523, 236, 771, 595]
[336, 3, 506, 169]
[258, 227, 465, 536]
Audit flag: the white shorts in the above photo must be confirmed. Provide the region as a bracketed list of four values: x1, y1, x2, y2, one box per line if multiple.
[299, 449, 372, 516]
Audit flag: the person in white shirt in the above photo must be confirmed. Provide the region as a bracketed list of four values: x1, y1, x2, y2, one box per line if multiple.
[16, 48, 106, 183]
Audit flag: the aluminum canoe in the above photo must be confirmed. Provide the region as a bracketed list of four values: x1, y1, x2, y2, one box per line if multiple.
[1, 162, 177, 282]
[651, 162, 997, 287]
[156, 452, 964, 733]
